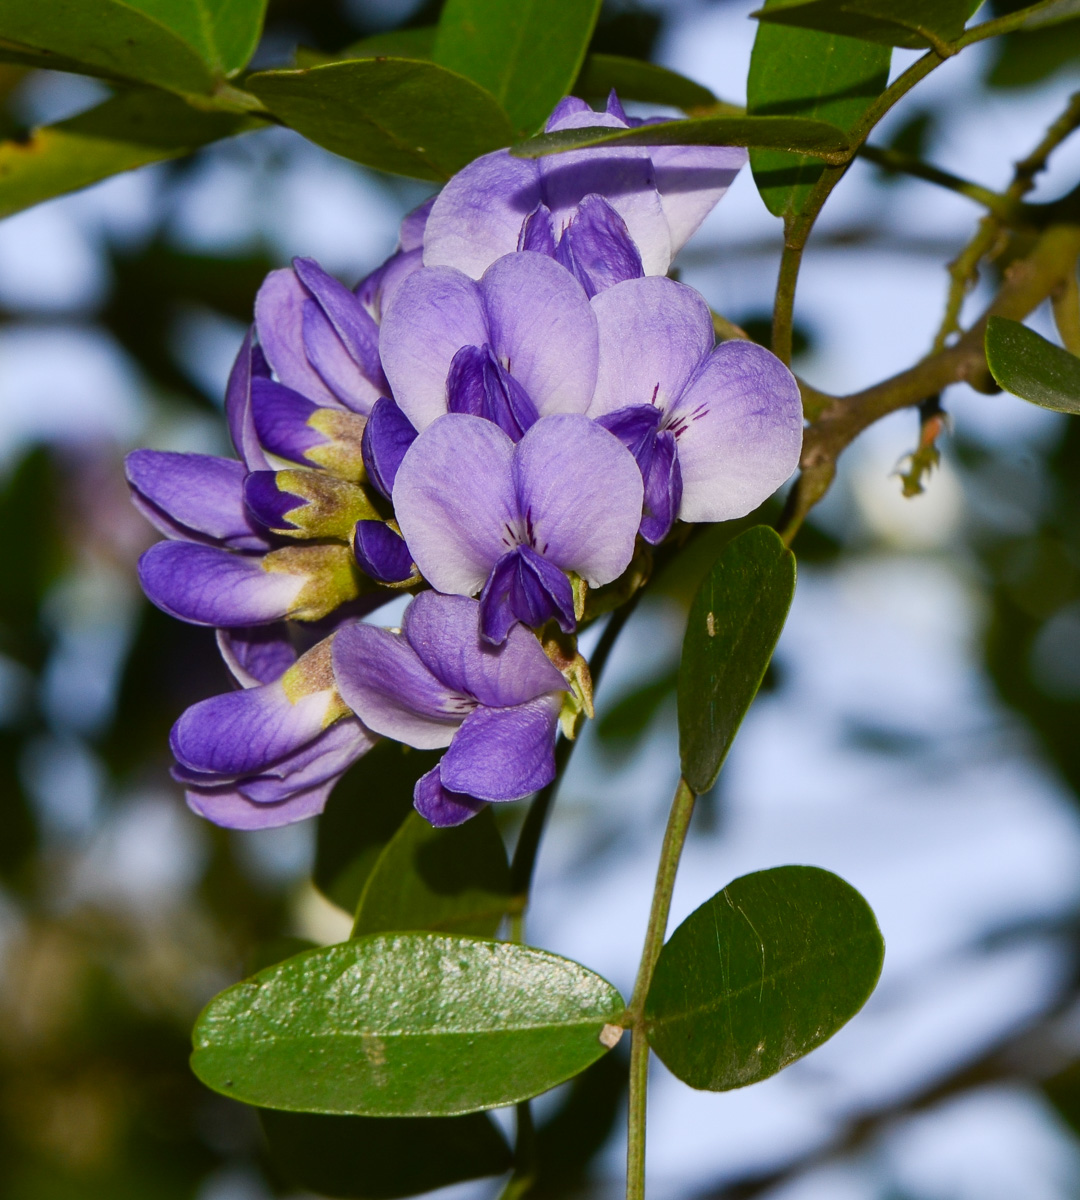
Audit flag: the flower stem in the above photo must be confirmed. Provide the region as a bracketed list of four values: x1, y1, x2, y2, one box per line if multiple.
[626, 777, 698, 1200]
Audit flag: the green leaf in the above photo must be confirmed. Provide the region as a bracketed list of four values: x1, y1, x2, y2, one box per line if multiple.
[260, 1108, 511, 1198]
[677, 525, 796, 795]
[314, 742, 440, 913]
[645, 865, 884, 1089]
[352, 808, 513, 938]
[573, 52, 726, 112]
[191, 934, 625, 1116]
[0, 90, 257, 222]
[512, 115, 850, 160]
[0, 0, 268, 95]
[747, 0, 891, 218]
[245, 59, 516, 182]
[985, 316, 1080, 414]
[294, 26, 437, 69]
[751, 0, 982, 50]
[432, 0, 601, 136]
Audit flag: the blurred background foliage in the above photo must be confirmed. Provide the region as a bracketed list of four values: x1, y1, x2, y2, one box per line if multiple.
[5, 1, 1080, 1198]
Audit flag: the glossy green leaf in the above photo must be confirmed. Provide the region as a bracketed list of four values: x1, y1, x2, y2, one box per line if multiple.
[677, 525, 796, 794]
[513, 115, 850, 160]
[645, 865, 884, 1089]
[0, 90, 257, 221]
[260, 1108, 511, 1198]
[574, 53, 725, 112]
[751, 0, 982, 50]
[245, 59, 516, 182]
[191, 934, 624, 1116]
[747, 0, 890, 218]
[433, 0, 601, 135]
[0, 0, 268, 95]
[985, 316, 1080, 414]
[314, 743, 439, 913]
[352, 808, 512, 938]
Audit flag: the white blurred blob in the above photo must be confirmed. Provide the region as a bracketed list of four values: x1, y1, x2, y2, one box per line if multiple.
[291, 881, 354, 946]
[0, 202, 107, 311]
[169, 306, 249, 404]
[21, 735, 104, 839]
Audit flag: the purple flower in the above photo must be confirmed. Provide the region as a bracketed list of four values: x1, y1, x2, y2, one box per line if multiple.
[392, 413, 643, 643]
[379, 251, 598, 435]
[422, 93, 746, 288]
[172, 637, 375, 830]
[332, 591, 566, 827]
[354, 196, 431, 322]
[587, 276, 803, 541]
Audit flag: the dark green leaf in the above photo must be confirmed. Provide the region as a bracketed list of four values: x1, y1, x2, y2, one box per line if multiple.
[747, 0, 890, 217]
[245, 59, 516, 182]
[512, 115, 850, 160]
[432, 0, 601, 135]
[678, 525, 796, 795]
[988, 20, 1080, 87]
[985, 317, 1080, 414]
[352, 808, 512, 938]
[191, 934, 625, 1116]
[751, 0, 982, 50]
[294, 27, 437, 69]
[573, 52, 726, 112]
[0, 90, 257, 221]
[645, 865, 884, 1089]
[260, 1108, 511, 1198]
[315, 743, 440, 913]
[0, 0, 268, 94]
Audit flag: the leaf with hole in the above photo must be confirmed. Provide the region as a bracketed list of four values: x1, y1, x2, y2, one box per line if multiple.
[748, 0, 891, 218]
[985, 317, 1080, 414]
[192, 934, 625, 1116]
[646, 865, 884, 1089]
[245, 58, 516, 182]
[751, 0, 982, 50]
[352, 808, 512, 938]
[433, 0, 602, 136]
[678, 525, 796, 795]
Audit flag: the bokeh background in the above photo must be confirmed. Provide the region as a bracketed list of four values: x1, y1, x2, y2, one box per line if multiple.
[4, 1, 1080, 1197]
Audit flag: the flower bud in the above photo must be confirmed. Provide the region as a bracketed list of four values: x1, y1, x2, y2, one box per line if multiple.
[261, 543, 364, 622]
[245, 469, 378, 540]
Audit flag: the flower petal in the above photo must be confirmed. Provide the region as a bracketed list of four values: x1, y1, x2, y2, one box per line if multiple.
[513, 414, 643, 587]
[332, 621, 467, 749]
[254, 268, 340, 406]
[554, 193, 643, 298]
[650, 143, 747, 259]
[355, 246, 424, 322]
[302, 300, 383, 415]
[352, 520, 414, 584]
[138, 542, 304, 627]
[186, 778, 335, 830]
[126, 450, 268, 551]
[225, 328, 271, 470]
[668, 340, 803, 523]
[401, 591, 565, 706]
[249, 377, 326, 466]
[589, 276, 714, 417]
[238, 718, 375, 800]
[378, 266, 488, 431]
[478, 252, 598, 417]
[393, 414, 518, 597]
[423, 150, 543, 278]
[361, 398, 418, 499]
[478, 546, 575, 643]
[639, 428, 682, 545]
[413, 765, 487, 827]
[440, 694, 561, 801]
[292, 256, 384, 385]
[217, 625, 298, 688]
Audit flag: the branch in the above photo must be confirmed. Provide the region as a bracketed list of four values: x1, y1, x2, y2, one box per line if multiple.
[857, 144, 1012, 217]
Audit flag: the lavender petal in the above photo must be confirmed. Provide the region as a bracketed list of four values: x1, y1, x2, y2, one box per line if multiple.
[639, 428, 682, 545]
[254, 268, 340, 406]
[446, 343, 539, 441]
[217, 624, 298, 688]
[414, 765, 488, 827]
[353, 520, 414, 584]
[186, 778, 336, 830]
[554, 193, 643, 298]
[225, 327, 271, 470]
[361, 397, 418, 499]
[440, 694, 561, 801]
[292, 256, 385, 386]
[250, 377, 327, 466]
[478, 546, 575, 644]
[302, 299, 382, 415]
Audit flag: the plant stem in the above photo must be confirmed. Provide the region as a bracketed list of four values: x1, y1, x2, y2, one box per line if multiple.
[626, 777, 698, 1200]
[772, 236, 803, 367]
[497, 1102, 537, 1200]
[857, 144, 1011, 216]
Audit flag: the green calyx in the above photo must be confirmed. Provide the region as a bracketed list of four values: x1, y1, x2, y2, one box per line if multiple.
[271, 469, 379, 539]
[262, 543, 364, 622]
[304, 408, 369, 481]
[280, 636, 352, 727]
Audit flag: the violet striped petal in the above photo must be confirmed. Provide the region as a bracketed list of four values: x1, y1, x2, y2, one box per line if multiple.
[478, 545, 575, 644]
[292, 256, 384, 385]
[639, 428, 682, 545]
[238, 718, 375, 800]
[554, 194, 643, 298]
[414, 765, 487, 827]
[217, 625, 298, 688]
[302, 300, 382, 414]
[255, 268, 340, 406]
[361, 398, 417, 499]
[352, 520, 414, 584]
[138, 542, 304, 627]
[518, 204, 556, 256]
[446, 343, 538, 440]
[440, 694, 561, 801]
[186, 778, 336, 830]
[649, 143, 747, 260]
[225, 327, 271, 470]
[249, 377, 327, 466]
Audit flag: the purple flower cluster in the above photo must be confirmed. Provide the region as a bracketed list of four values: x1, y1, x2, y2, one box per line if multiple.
[127, 94, 803, 831]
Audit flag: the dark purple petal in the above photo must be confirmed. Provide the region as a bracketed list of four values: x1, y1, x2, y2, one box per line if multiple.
[170, 678, 338, 776]
[353, 520, 414, 584]
[226, 328, 271, 470]
[401, 591, 565, 707]
[138, 541, 304, 627]
[554, 194, 643, 298]
[186, 778, 336, 829]
[440, 694, 561, 801]
[639, 429, 682, 544]
[302, 300, 382, 415]
[238, 718, 374, 799]
[355, 247, 423, 321]
[414, 765, 487, 827]
[244, 470, 300, 531]
[292, 256, 384, 386]
[512, 414, 643, 587]
[667, 339, 803, 523]
[125, 450, 268, 551]
[595, 403, 662, 461]
[589, 275, 714, 418]
[217, 625, 298, 688]
[361, 397, 418, 499]
[518, 204, 556, 256]
[250, 377, 326, 466]
[332, 621, 468, 749]
[255, 268, 340, 406]
[393, 413, 518, 597]
[446, 344, 539, 441]
[478, 546, 575, 643]
[605, 90, 630, 124]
